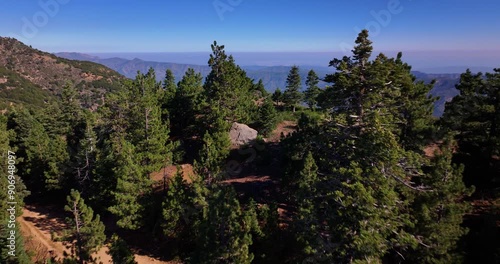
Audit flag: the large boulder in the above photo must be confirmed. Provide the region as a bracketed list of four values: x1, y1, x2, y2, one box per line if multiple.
[229, 122, 258, 147]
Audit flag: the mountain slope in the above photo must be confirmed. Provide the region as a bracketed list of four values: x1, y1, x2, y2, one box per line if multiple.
[0, 38, 125, 110]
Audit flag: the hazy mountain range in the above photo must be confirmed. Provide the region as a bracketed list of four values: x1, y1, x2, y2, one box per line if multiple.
[0, 35, 471, 116]
[56, 52, 465, 116]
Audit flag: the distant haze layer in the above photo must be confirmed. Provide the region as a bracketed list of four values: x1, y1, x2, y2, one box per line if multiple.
[88, 50, 499, 74]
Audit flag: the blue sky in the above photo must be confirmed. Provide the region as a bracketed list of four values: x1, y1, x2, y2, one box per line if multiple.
[2, 0, 499, 53]
[1, 0, 499, 69]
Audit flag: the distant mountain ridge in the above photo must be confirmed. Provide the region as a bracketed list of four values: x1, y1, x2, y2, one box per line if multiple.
[56, 52, 332, 91]
[56, 52, 464, 116]
[57, 52, 211, 82]
[0, 38, 125, 110]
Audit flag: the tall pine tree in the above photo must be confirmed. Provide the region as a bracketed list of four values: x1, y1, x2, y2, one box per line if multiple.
[304, 70, 321, 110]
[204, 41, 257, 123]
[284, 65, 303, 112]
[63, 189, 106, 264]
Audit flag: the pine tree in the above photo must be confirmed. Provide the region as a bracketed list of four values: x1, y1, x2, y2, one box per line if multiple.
[63, 189, 106, 264]
[192, 186, 255, 264]
[272, 88, 283, 104]
[97, 69, 173, 230]
[304, 70, 321, 110]
[73, 113, 98, 194]
[0, 115, 31, 263]
[369, 52, 437, 151]
[108, 137, 149, 230]
[293, 152, 322, 259]
[442, 68, 500, 186]
[162, 168, 194, 238]
[197, 107, 231, 183]
[204, 41, 257, 123]
[60, 81, 84, 137]
[255, 96, 278, 136]
[8, 108, 68, 193]
[253, 79, 269, 98]
[283, 30, 470, 263]
[283, 66, 303, 112]
[321, 30, 373, 128]
[108, 234, 137, 264]
[170, 68, 205, 137]
[160, 69, 177, 121]
[163, 69, 177, 101]
[128, 69, 172, 174]
[407, 139, 473, 263]
[272, 88, 284, 111]
[91, 89, 132, 209]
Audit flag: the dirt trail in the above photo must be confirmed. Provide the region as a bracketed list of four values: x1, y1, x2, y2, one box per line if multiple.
[19, 204, 172, 264]
[19, 206, 70, 262]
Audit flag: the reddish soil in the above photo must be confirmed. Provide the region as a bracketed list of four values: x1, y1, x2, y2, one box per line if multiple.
[150, 164, 196, 192]
[267, 120, 297, 143]
[424, 143, 442, 157]
[19, 204, 173, 264]
[223, 175, 272, 184]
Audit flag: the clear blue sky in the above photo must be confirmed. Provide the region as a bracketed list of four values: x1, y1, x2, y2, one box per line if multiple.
[1, 0, 499, 54]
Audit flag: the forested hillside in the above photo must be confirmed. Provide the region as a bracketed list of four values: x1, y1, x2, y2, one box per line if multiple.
[1, 31, 498, 263]
[0, 37, 125, 110]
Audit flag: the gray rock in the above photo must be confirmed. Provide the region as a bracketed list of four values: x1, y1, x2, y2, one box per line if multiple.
[229, 122, 258, 146]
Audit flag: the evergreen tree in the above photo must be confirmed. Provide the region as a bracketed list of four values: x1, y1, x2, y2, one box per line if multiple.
[108, 137, 149, 230]
[60, 82, 84, 137]
[0, 115, 31, 263]
[283, 66, 303, 112]
[25, 119, 68, 191]
[272, 88, 283, 104]
[255, 96, 278, 136]
[161, 169, 210, 261]
[72, 113, 97, 194]
[63, 189, 106, 264]
[204, 41, 257, 123]
[442, 68, 500, 186]
[407, 139, 473, 263]
[192, 186, 255, 264]
[369, 52, 437, 151]
[128, 69, 172, 174]
[304, 70, 321, 110]
[91, 89, 132, 208]
[321, 29, 374, 129]
[97, 69, 173, 230]
[162, 168, 196, 238]
[253, 79, 269, 98]
[272, 88, 284, 111]
[108, 234, 137, 264]
[283, 30, 470, 263]
[163, 69, 177, 101]
[160, 69, 177, 121]
[8, 108, 68, 193]
[196, 107, 231, 183]
[170, 68, 205, 137]
[293, 152, 322, 259]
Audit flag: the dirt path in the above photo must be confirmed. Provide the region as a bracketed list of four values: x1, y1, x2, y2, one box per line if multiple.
[19, 204, 173, 264]
[19, 205, 70, 262]
[267, 120, 297, 143]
